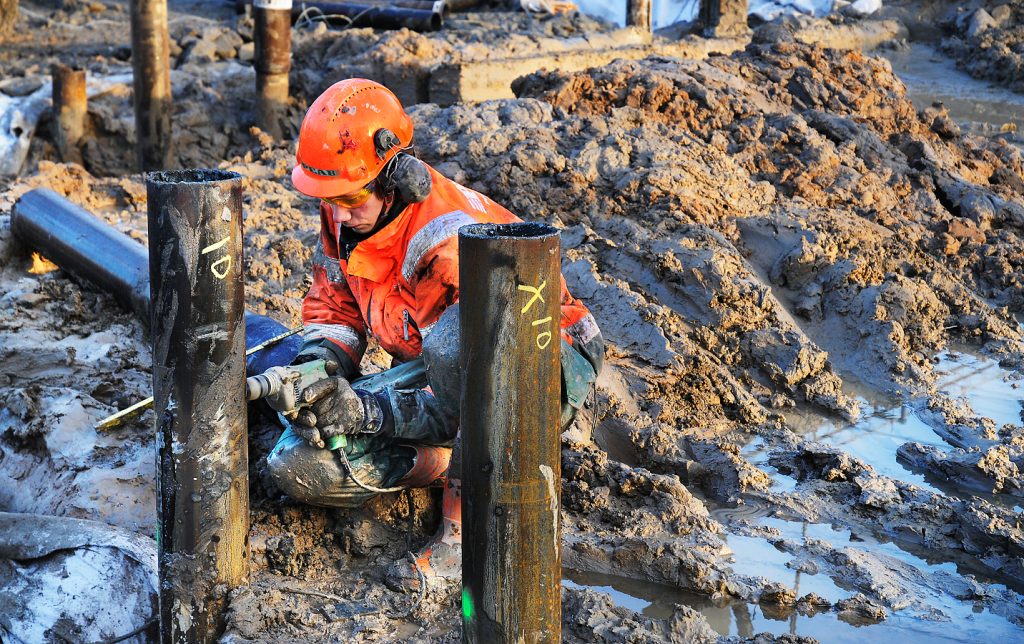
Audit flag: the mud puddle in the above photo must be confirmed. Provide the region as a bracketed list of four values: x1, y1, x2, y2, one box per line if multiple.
[564, 569, 871, 642]
[878, 42, 1024, 144]
[565, 512, 1024, 642]
[567, 494, 1024, 641]
[744, 347, 1024, 510]
[934, 348, 1024, 430]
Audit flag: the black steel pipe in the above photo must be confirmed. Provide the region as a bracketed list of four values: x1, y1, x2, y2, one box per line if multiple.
[294, 1, 442, 31]
[148, 169, 248, 644]
[130, 0, 173, 171]
[459, 222, 562, 643]
[244, 0, 452, 17]
[254, 0, 292, 138]
[51, 63, 87, 164]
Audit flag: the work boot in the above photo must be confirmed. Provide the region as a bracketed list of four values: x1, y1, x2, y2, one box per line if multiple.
[386, 477, 462, 592]
[394, 445, 451, 488]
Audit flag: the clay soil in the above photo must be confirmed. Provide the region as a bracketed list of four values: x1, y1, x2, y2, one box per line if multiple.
[2, 0, 1024, 642]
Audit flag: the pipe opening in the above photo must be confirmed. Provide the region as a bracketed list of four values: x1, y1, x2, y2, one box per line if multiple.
[460, 222, 558, 240]
[147, 169, 242, 185]
[430, 12, 442, 30]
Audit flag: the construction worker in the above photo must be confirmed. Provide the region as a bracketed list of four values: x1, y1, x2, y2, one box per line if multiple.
[265, 78, 604, 589]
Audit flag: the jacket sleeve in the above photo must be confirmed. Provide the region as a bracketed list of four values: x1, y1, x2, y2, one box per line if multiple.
[300, 207, 367, 378]
[557, 279, 604, 426]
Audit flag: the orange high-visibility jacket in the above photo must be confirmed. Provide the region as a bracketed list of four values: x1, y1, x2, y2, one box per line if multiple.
[302, 165, 601, 373]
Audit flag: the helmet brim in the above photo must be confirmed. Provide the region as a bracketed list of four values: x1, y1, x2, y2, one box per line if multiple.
[291, 164, 369, 199]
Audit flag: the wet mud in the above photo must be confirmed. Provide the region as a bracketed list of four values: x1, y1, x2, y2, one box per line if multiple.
[2, 0, 1024, 642]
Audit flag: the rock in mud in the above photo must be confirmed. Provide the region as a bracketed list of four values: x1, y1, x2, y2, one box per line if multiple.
[562, 586, 718, 643]
[897, 441, 1024, 495]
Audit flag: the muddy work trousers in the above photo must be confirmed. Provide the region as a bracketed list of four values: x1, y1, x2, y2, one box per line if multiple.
[266, 359, 453, 508]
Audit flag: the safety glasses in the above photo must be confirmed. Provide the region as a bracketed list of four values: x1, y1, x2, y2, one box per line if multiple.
[322, 180, 377, 209]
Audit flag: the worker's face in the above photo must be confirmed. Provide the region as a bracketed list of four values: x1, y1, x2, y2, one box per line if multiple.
[323, 192, 385, 235]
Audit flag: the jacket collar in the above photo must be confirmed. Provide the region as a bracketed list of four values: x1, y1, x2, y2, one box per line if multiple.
[342, 200, 412, 282]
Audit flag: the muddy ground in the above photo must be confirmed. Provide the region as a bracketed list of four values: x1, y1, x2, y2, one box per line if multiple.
[2, 0, 1024, 642]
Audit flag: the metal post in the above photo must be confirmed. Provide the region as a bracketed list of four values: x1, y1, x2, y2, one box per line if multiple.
[626, 0, 651, 32]
[130, 0, 173, 172]
[459, 222, 562, 643]
[147, 170, 248, 644]
[700, 0, 749, 38]
[51, 64, 86, 164]
[254, 0, 291, 139]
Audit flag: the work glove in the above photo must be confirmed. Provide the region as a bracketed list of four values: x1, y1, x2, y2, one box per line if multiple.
[290, 344, 342, 376]
[291, 377, 382, 448]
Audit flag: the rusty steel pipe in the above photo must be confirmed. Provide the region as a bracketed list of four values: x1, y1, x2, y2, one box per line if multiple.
[293, 1, 442, 31]
[147, 169, 248, 644]
[254, 0, 292, 139]
[130, 0, 173, 171]
[701, 0, 749, 37]
[51, 64, 86, 164]
[626, 0, 651, 32]
[459, 222, 562, 643]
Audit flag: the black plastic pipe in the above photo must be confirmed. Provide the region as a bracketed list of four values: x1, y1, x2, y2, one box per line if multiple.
[147, 169, 248, 643]
[459, 222, 562, 643]
[293, 1, 442, 31]
[12, 188, 152, 321]
[10, 188, 301, 371]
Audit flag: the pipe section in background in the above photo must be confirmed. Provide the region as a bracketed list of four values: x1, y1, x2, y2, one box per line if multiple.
[130, 0, 173, 171]
[254, 0, 292, 139]
[293, 1, 442, 31]
[459, 222, 562, 643]
[147, 170, 248, 643]
[700, 0, 749, 37]
[51, 64, 86, 164]
[626, 0, 651, 32]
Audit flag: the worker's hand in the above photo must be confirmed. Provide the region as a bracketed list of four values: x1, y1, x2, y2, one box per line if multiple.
[292, 376, 368, 445]
[290, 345, 340, 375]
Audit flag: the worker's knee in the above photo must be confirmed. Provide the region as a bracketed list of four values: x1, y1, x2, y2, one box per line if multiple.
[266, 436, 347, 506]
[422, 305, 461, 417]
[266, 431, 388, 509]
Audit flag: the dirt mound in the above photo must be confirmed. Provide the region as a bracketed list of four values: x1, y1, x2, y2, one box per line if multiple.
[940, 0, 1024, 94]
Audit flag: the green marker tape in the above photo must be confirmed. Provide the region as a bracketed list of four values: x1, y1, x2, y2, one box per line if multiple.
[461, 587, 474, 622]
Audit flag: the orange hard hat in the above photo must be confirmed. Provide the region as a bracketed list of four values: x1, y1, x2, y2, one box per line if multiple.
[291, 79, 414, 198]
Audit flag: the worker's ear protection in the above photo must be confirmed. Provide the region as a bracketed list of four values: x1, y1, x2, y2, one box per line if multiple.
[379, 151, 432, 204]
[373, 127, 431, 204]
[374, 128, 402, 160]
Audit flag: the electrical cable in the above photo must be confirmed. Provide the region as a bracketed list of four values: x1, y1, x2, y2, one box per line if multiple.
[333, 450, 429, 617]
[91, 618, 157, 644]
[336, 446, 409, 494]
